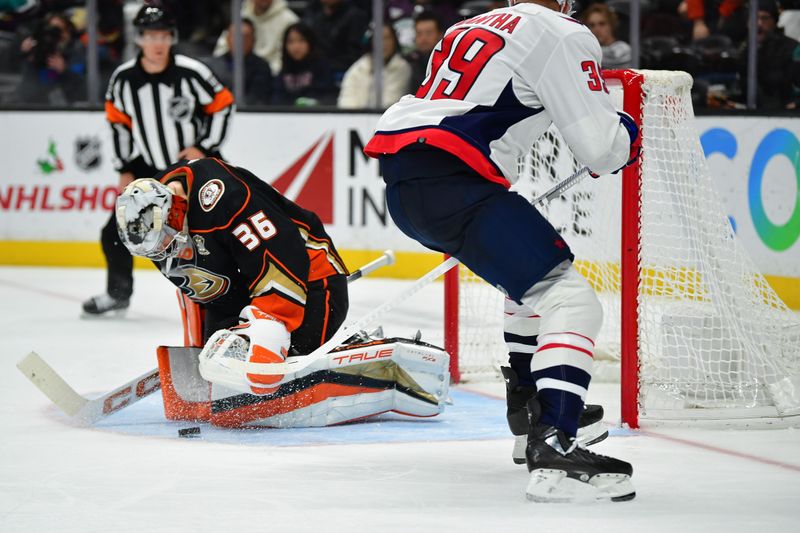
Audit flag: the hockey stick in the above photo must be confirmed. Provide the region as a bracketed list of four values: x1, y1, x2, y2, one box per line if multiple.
[16, 250, 397, 424]
[16, 353, 161, 424]
[532, 166, 590, 206]
[346, 249, 395, 283]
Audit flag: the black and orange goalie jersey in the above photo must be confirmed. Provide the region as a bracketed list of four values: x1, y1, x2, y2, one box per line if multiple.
[155, 158, 348, 333]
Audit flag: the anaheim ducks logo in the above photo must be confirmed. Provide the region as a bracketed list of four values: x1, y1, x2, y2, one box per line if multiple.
[199, 179, 224, 212]
[172, 265, 230, 303]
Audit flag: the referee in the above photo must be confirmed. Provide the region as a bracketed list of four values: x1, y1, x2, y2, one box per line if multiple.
[83, 2, 235, 315]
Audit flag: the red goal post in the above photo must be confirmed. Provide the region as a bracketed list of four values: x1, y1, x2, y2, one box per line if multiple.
[443, 69, 800, 428]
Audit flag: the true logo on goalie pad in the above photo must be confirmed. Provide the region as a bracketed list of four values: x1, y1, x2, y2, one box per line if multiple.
[332, 348, 393, 365]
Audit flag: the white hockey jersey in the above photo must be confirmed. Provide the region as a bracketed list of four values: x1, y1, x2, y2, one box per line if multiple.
[364, 3, 632, 186]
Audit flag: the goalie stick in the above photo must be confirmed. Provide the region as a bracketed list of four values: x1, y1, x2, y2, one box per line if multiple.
[16, 353, 160, 424]
[16, 250, 396, 424]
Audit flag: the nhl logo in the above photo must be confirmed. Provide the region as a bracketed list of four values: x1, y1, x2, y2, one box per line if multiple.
[199, 179, 225, 212]
[74, 136, 101, 170]
[167, 95, 192, 122]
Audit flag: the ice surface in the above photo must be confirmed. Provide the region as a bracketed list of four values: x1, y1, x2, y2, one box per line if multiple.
[1, 267, 798, 532]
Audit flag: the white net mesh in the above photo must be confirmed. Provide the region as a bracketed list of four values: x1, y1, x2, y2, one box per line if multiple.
[452, 70, 800, 421]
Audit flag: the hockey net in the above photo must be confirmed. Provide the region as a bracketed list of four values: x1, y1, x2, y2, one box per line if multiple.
[444, 69, 800, 427]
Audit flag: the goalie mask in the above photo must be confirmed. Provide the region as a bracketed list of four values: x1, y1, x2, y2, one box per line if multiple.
[116, 178, 188, 261]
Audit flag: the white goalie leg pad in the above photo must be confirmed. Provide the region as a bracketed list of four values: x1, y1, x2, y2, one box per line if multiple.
[519, 260, 603, 341]
[525, 470, 636, 503]
[208, 339, 450, 428]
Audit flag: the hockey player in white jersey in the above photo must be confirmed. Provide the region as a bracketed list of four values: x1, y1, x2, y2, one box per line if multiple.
[364, 0, 640, 502]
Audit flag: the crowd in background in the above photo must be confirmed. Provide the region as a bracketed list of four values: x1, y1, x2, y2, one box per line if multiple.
[0, 0, 798, 110]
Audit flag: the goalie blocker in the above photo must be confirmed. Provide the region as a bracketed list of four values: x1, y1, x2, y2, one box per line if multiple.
[158, 296, 449, 427]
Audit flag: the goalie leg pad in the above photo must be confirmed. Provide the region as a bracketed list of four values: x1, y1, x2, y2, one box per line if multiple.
[156, 346, 211, 421]
[208, 339, 450, 428]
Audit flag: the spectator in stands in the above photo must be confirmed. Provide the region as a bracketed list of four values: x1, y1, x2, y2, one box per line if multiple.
[165, 0, 228, 54]
[383, 0, 458, 51]
[206, 18, 273, 106]
[214, 0, 298, 74]
[69, 1, 125, 97]
[581, 3, 632, 69]
[678, 0, 746, 42]
[404, 10, 443, 90]
[411, 0, 459, 28]
[306, 0, 369, 84]
[736, 0, 800, 109]
[12, 11, 85, 104]
[338, 22, 411, 108]
[644, 0, 713, 43]
[273, 22, 336, 105]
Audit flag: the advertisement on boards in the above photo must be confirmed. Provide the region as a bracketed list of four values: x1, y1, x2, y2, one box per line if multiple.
[0, 111, 797, 281]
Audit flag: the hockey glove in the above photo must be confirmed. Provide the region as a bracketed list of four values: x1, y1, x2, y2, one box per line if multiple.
[617, 110, 641, 166]
[232, 306, 291, 394]
[198, 306, 291, 395]
[589, 111, 641, 178]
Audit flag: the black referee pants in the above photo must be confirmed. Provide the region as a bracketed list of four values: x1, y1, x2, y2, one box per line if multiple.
[100, 210, 133, 300]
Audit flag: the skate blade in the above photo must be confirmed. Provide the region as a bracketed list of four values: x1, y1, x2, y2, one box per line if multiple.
[525, 469, 635, 503]
[512, 435, 526, 465]
[576, 420, 609, 447]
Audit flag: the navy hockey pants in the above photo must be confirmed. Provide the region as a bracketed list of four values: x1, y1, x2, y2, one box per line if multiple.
[380, 146, 573, 303]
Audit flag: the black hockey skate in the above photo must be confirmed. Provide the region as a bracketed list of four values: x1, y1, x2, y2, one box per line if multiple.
[81, 293, 130, 316]
[524, 398, 635, 503]
[501, 366, 608, 464]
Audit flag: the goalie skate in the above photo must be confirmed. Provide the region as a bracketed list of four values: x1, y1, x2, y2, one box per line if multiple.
[524, 400, 635, 503]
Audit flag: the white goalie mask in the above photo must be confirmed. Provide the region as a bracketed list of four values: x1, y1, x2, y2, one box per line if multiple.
[115, 178, 188, 261]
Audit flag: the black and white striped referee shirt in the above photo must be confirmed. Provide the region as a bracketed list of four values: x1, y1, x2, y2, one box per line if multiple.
[105, 53, 235, 174]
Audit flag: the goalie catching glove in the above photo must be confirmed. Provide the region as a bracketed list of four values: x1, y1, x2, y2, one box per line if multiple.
[198, 305, 291, 395]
